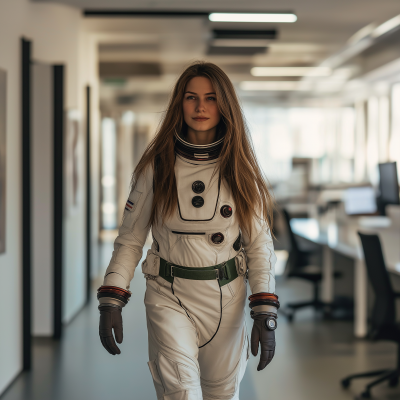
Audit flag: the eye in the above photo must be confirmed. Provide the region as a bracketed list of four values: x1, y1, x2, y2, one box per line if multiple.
[186, 95, 196, 100]
[207, 96, 216, 101]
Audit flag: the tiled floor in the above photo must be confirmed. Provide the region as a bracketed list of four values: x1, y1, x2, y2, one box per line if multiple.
[2, 245, 400, 400]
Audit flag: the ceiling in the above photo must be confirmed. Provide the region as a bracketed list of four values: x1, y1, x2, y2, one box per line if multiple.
[33, 0, 400, 109]
[34, 0, 400, 40]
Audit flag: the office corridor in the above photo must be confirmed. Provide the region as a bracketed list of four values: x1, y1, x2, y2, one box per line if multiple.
[1, 244, 399, 400]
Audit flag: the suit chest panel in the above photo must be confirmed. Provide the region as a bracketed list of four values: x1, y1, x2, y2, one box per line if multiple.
[175, 159, 220, 221]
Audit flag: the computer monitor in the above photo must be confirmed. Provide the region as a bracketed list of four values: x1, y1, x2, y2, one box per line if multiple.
[344, 187, 377, 215]
[378, 162, 400, 214]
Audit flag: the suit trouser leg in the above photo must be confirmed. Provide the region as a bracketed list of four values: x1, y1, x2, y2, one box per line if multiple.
[145, 277, 202, 400]
[144, 275, 248, 400]
[197, 275, 249, 400]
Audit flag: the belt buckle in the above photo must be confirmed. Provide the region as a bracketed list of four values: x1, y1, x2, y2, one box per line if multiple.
[166, 262, 175, 278]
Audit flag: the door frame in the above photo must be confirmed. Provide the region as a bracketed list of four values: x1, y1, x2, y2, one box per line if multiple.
[21, 37, 32, 371]
[85, 86, 91, 304]
[53, 65, 64, 340]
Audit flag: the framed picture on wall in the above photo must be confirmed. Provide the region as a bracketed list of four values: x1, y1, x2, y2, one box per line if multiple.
[0, 69, 6, 253]
[65, 109, 82, 216]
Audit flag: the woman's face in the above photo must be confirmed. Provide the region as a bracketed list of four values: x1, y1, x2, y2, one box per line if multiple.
[182, 76, 221, 134]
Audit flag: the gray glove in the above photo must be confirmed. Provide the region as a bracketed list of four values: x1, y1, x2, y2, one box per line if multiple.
[99, 305, 123, 355]
[251, 313, 276, 371]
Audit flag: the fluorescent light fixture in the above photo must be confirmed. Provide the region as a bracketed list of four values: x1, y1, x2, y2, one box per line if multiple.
[240, 81, 309, 91]
[372, 14, 400, 38]
[347, 23, 376, 45]
[209, 13, 297, 23]
[251, 67, 331, 77]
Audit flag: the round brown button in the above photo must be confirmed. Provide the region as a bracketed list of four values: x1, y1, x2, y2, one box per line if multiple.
[192, 196, 204, 208]
[211, 232, 224, 244]
[192, 181, 205, 194]
[220, 205, 232, 218]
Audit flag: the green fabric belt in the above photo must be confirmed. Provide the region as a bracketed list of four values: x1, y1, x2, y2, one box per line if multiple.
[159, 257, 238, 287]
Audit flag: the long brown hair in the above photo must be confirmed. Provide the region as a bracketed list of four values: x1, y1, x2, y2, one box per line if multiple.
[132, 61, 274, 237]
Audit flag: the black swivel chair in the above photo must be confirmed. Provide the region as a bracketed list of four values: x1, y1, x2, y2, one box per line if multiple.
[341, 232, 400, 399]
[282, 209, 341, 321]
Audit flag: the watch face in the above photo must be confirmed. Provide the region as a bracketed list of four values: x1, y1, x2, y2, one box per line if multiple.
[266, 318, 277, 330]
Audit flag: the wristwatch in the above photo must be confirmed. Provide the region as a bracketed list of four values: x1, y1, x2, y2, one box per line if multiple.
[250, 310, 278, 331]
[265, 317, 277, 331]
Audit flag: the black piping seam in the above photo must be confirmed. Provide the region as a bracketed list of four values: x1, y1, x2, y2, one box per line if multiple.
[170, 280, 196, 325]
[177, 172, 221, 222]
[152, 233, 159, 251]
[233, 230, 242, 251]
[199, 283, 222, 348]
[171, 231, 206, 235]
[170, 278, 223, 349]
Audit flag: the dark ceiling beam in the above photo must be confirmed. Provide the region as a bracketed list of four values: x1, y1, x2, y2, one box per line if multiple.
[84, 10, 209, 17]
[212, 29, 277, 39]
[83, 10, 294, 18]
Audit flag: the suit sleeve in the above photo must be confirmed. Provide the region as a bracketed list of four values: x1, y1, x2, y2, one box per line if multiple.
[102, 166, 154, 290]
[242, 214, 277, 295]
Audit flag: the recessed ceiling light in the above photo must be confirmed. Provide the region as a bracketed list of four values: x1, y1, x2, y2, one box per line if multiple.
[251, 67, 331, 77]
[209, 13, 297, 23]
[240, 81, 310, 91]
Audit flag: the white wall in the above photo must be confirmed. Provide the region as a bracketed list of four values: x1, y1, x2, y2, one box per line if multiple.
[63, 107, 86, 324]
[0, 0, 95, 394]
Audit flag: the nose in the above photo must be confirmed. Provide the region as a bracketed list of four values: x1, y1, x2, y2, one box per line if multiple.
[195, 98, 206, 113]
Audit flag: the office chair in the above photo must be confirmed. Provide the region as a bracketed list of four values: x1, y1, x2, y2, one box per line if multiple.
[341, 232, 400, 399]
[282, 209, 341, 321]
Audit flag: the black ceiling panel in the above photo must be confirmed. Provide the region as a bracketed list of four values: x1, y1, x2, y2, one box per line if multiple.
[99, 62, 161, 77]
[212, 29, 277, 40]
[207, 46, 267, 56]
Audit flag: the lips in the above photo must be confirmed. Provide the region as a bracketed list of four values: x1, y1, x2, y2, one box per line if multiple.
[193, 117, 209, 122]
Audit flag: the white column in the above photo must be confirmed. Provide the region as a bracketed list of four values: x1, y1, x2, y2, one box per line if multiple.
[354, 258, 368, 338]
[321, 245, 334, 303]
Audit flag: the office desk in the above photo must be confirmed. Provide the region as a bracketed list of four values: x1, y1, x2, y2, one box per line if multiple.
[290, 218, 400, 338]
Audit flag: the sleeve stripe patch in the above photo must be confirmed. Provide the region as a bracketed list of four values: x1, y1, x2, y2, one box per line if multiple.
[125, 200, 134, 211]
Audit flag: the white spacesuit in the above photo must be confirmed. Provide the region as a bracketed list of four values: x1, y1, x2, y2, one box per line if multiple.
[100, 132, 277, 400]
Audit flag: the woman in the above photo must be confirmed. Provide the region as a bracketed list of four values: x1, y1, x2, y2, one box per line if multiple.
[97, 62, 279, 400]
